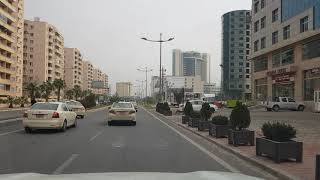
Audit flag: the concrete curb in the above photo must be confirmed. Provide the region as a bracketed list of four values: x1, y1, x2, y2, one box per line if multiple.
[0, 108, 28, 112]
[148, 109, 298, 180]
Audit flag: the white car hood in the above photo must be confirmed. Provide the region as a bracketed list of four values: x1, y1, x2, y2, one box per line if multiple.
[0, 171, 262, 180]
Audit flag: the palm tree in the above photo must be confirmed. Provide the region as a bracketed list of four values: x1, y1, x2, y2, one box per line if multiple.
[81, 90, 92, 100]
[7, 96, 15, 108]
[39, 81, 54, 102]
[53, 79, 65, 101]
[65, 90, 74, 100]
[73, 85, 82, 100]
[24, 83, 39, 105]
[19, 96, 28, 107]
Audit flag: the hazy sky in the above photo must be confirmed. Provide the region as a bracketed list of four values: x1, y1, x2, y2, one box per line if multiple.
[25, 0, 251, 93]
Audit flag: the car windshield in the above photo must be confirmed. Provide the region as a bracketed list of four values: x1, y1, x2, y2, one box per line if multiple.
[112, 103, 132, 108]
[31, 103, 59, 110]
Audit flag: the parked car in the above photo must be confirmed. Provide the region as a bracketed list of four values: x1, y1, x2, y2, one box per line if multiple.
[265, 97, 305, 112]
[108, 102, 136, 126]
[183, 100, 218, 112]
[65, 100, 86, 118]
[23, 102, 77, 133]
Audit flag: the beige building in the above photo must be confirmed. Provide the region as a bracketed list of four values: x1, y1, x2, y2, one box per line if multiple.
[23, 17, 64, 84]
[164, 75, 204, 93]
[116, 82, 133, 97]
[64, 48, 83, 90]
[91, 67, 108, 95]
[251, 0, 320, 108]
[82, 60, 93, 91]
[0, 0, 24, 97]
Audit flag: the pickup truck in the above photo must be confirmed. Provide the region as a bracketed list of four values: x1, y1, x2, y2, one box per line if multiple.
[265, 97, 305, 112]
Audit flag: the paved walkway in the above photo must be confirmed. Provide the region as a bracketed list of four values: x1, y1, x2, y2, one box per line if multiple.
[168, 108, 320, 180]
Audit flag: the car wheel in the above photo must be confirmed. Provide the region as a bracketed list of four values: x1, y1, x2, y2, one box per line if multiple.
[24, 127, 32, 134]
[266, 108, 272, 112]
[107, 121, 112, 126]
[298, 105, 305, 111]
[72, 119, 77, 128]
[272, 105, 280, 112]
[80, 115, 84, 119]
[60, 120, 67, 132]
[132, 121, 136, 126]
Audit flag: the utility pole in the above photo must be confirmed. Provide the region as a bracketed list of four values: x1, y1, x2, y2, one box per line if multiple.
[137, 67, 153, 98]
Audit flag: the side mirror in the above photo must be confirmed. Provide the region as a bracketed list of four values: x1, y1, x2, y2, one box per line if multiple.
[136, 109, 138, 112]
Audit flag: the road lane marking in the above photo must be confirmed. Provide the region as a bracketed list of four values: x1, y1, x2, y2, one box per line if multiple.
[0, 129, 23, 136]
[89, 130, 104, 142]
[141, 107, 239, 173]
[53, 154, 79, 174]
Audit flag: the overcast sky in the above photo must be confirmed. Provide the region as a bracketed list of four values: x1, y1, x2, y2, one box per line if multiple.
[25, 0, 251, 94]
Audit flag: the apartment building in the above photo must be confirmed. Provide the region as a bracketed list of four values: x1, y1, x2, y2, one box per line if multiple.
[64, 48, 83, 90]
[0, 0, 24, 97]
[251, 0, 320, 108]
[221, 10, 252, 100]
[116, 82, 133, 97]
[23, 17, 64, 84]
[101, 72, 108, 94]
[164, 75, 204, 93]
[91, 67, 108, 95]
[82, 60, 93, 91]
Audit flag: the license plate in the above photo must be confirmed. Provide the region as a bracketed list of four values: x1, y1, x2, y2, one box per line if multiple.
[118, 112, 127, 115]
[36, 114, 45, 118]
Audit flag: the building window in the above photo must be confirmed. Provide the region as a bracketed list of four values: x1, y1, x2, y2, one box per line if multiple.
[254, 1, 259, 13]
[272, 48, 294, 67]
[246, 63, 250, 67]
[272, 8, 279, 22]
[304, 69, 320, 100]
[246, 31, 250, 36]
[255, 78, 268, 100]
[239, 56, 244, 60]
[261, 16, 266, 29]
[246, 37, 250, 42]
[272, 53, 281, 68]
[239, 62, 243, 66]
[246, 50, 250, 54]
[246, 69, 250, 73]
[272, 31, 278, 44]
[254, 40, 259, 52]
[230, 62, 234, 66]
[239, 84, 243, 88]
[239, 43, 243, 47]
[239, 37, 244, 40]
[230, 75, 234, 79]
[261, 37, 266, 49]
[261, 0, 265, 9]
[239, 68, 243, 72]
[303, 39, 320, 60]
[246, 75, 250, 78]
[283, 25, 290, 40]
[239, 50, 244, 53]
[300, 16, 309, 33]
[254, 56, 268, 72]
[254, 20, 259, 32]
[246, 85, 250, 89]
[239, 75, 243, 78]
[239, 30, 244, 34]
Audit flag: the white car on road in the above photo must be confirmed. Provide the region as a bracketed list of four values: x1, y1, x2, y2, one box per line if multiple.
[108, 102, 136, 126]
[184, 100, 218, 112]
[65, 100, 86, 118]
[265, 97, 305, 112]
[23, 102, 77, 133]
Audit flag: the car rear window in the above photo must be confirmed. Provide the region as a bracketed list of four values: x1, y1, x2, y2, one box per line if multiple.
[31, 103, 59, 110]
[112, 103, 132, 108]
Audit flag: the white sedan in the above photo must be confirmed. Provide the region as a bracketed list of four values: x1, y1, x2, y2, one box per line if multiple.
[23, 102, 77, 133]
[65, 100, 86, 118]
[183, 100, 218, 112]
[107, 102, 136, 126]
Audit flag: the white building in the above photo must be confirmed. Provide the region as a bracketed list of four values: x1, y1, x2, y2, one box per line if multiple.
[164, 76, 204, 93]
[203, 83, 221, 95]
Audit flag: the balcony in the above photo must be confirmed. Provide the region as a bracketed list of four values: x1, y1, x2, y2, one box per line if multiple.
[0, 32, 14, 43]
[0, 77, 13, 84]
[0, 0, 17, 13]
[0, 88, 13, 96]
[0, 42, 14, 54]
[0, 7, 15, 22]
[0, 66, 12, 74]
[0, 19, 14, 32]
[0, 53, 12, 63]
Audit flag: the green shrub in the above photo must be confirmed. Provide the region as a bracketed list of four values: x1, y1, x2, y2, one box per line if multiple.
[156, 102, 163, 112]
[191, 111, 201, 118]
[262, 122, 296, 142]
[183, 101, 193, 116]
[163, 102, 170, 111]
[230, 101, 251, 130]
[200, 102, 212, 121]
[211, 116, 229, 125]
[80, 94, 96, 108]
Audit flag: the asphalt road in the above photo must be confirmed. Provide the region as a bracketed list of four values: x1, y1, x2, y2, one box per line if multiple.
[0, 110, 25, 121]
[0, 107, 229, 175]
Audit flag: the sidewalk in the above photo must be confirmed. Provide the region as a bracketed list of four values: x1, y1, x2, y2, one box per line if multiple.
[159, 109, 319, 180]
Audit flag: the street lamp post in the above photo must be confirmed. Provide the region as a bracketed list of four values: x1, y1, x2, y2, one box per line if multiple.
[137, 67, 153, 98]
[141, 33, 174, 101]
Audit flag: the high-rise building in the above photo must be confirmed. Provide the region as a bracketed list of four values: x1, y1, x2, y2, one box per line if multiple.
[23, 18, 64, 84]
[116, 82, 133, 97]
[82, 60, 93, 91]
[251, 0, 320, 108]
[64, 48, 83, 90]
[0, 0, 24, 97]
[221, 10, 251, 99]
[91, 67, 108, 95]
[172, 49, 208, 82]
[164, 75, 204, 93]
[150, 76, 160, 97]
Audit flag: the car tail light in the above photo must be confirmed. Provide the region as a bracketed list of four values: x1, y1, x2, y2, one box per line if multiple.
[23, 112, 28, 118]
[109, 110, 115, 114]
[129, 110, 135, 114]
[52, 112, 60, 118]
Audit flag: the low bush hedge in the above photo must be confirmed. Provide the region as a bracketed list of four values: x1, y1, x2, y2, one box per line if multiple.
[211, 116, 229, 125]
[261, 122, 296, 142]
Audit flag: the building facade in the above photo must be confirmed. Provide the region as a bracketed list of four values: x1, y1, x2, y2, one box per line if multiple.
[172, 49, 208, 82]
[164, 75, 204, 93]
[82, 60, 93, 91]
[150, 76, 160, 97]
[0, 0, 24, 97]
[203, 83, 221, 95]
[116, 82, 133, 97]
[64, 48, 83, 90]
[251, 0, 320, 108]
[23, 18, 64, 84]
[221, 10, 252, 100]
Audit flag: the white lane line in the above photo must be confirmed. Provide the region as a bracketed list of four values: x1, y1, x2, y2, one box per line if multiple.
[89, 130, 104, 142]
[141, 107, 239, 173]
[0, 129, 24, 136]
[53, 154, 79, 174]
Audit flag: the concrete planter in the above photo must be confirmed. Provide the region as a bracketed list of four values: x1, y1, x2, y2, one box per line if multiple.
[209, 123, 231, 138]
[256, 137, 303, 163]
[228, 129, 255, 146]
[163, 110, 172, 116]
[198, 121, 210, 131]
[188, 118, 200, 128]
[182, 116, 190, 124]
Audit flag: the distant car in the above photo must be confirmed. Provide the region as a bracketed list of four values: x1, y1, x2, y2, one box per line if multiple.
[130, 101, 138, 111]
[23, 102, 77, 133]
[265, 97, 305, 112]
[183, 100, 218, 112]
[66, 100, 86, 118]
[108, 102, 136, 126]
